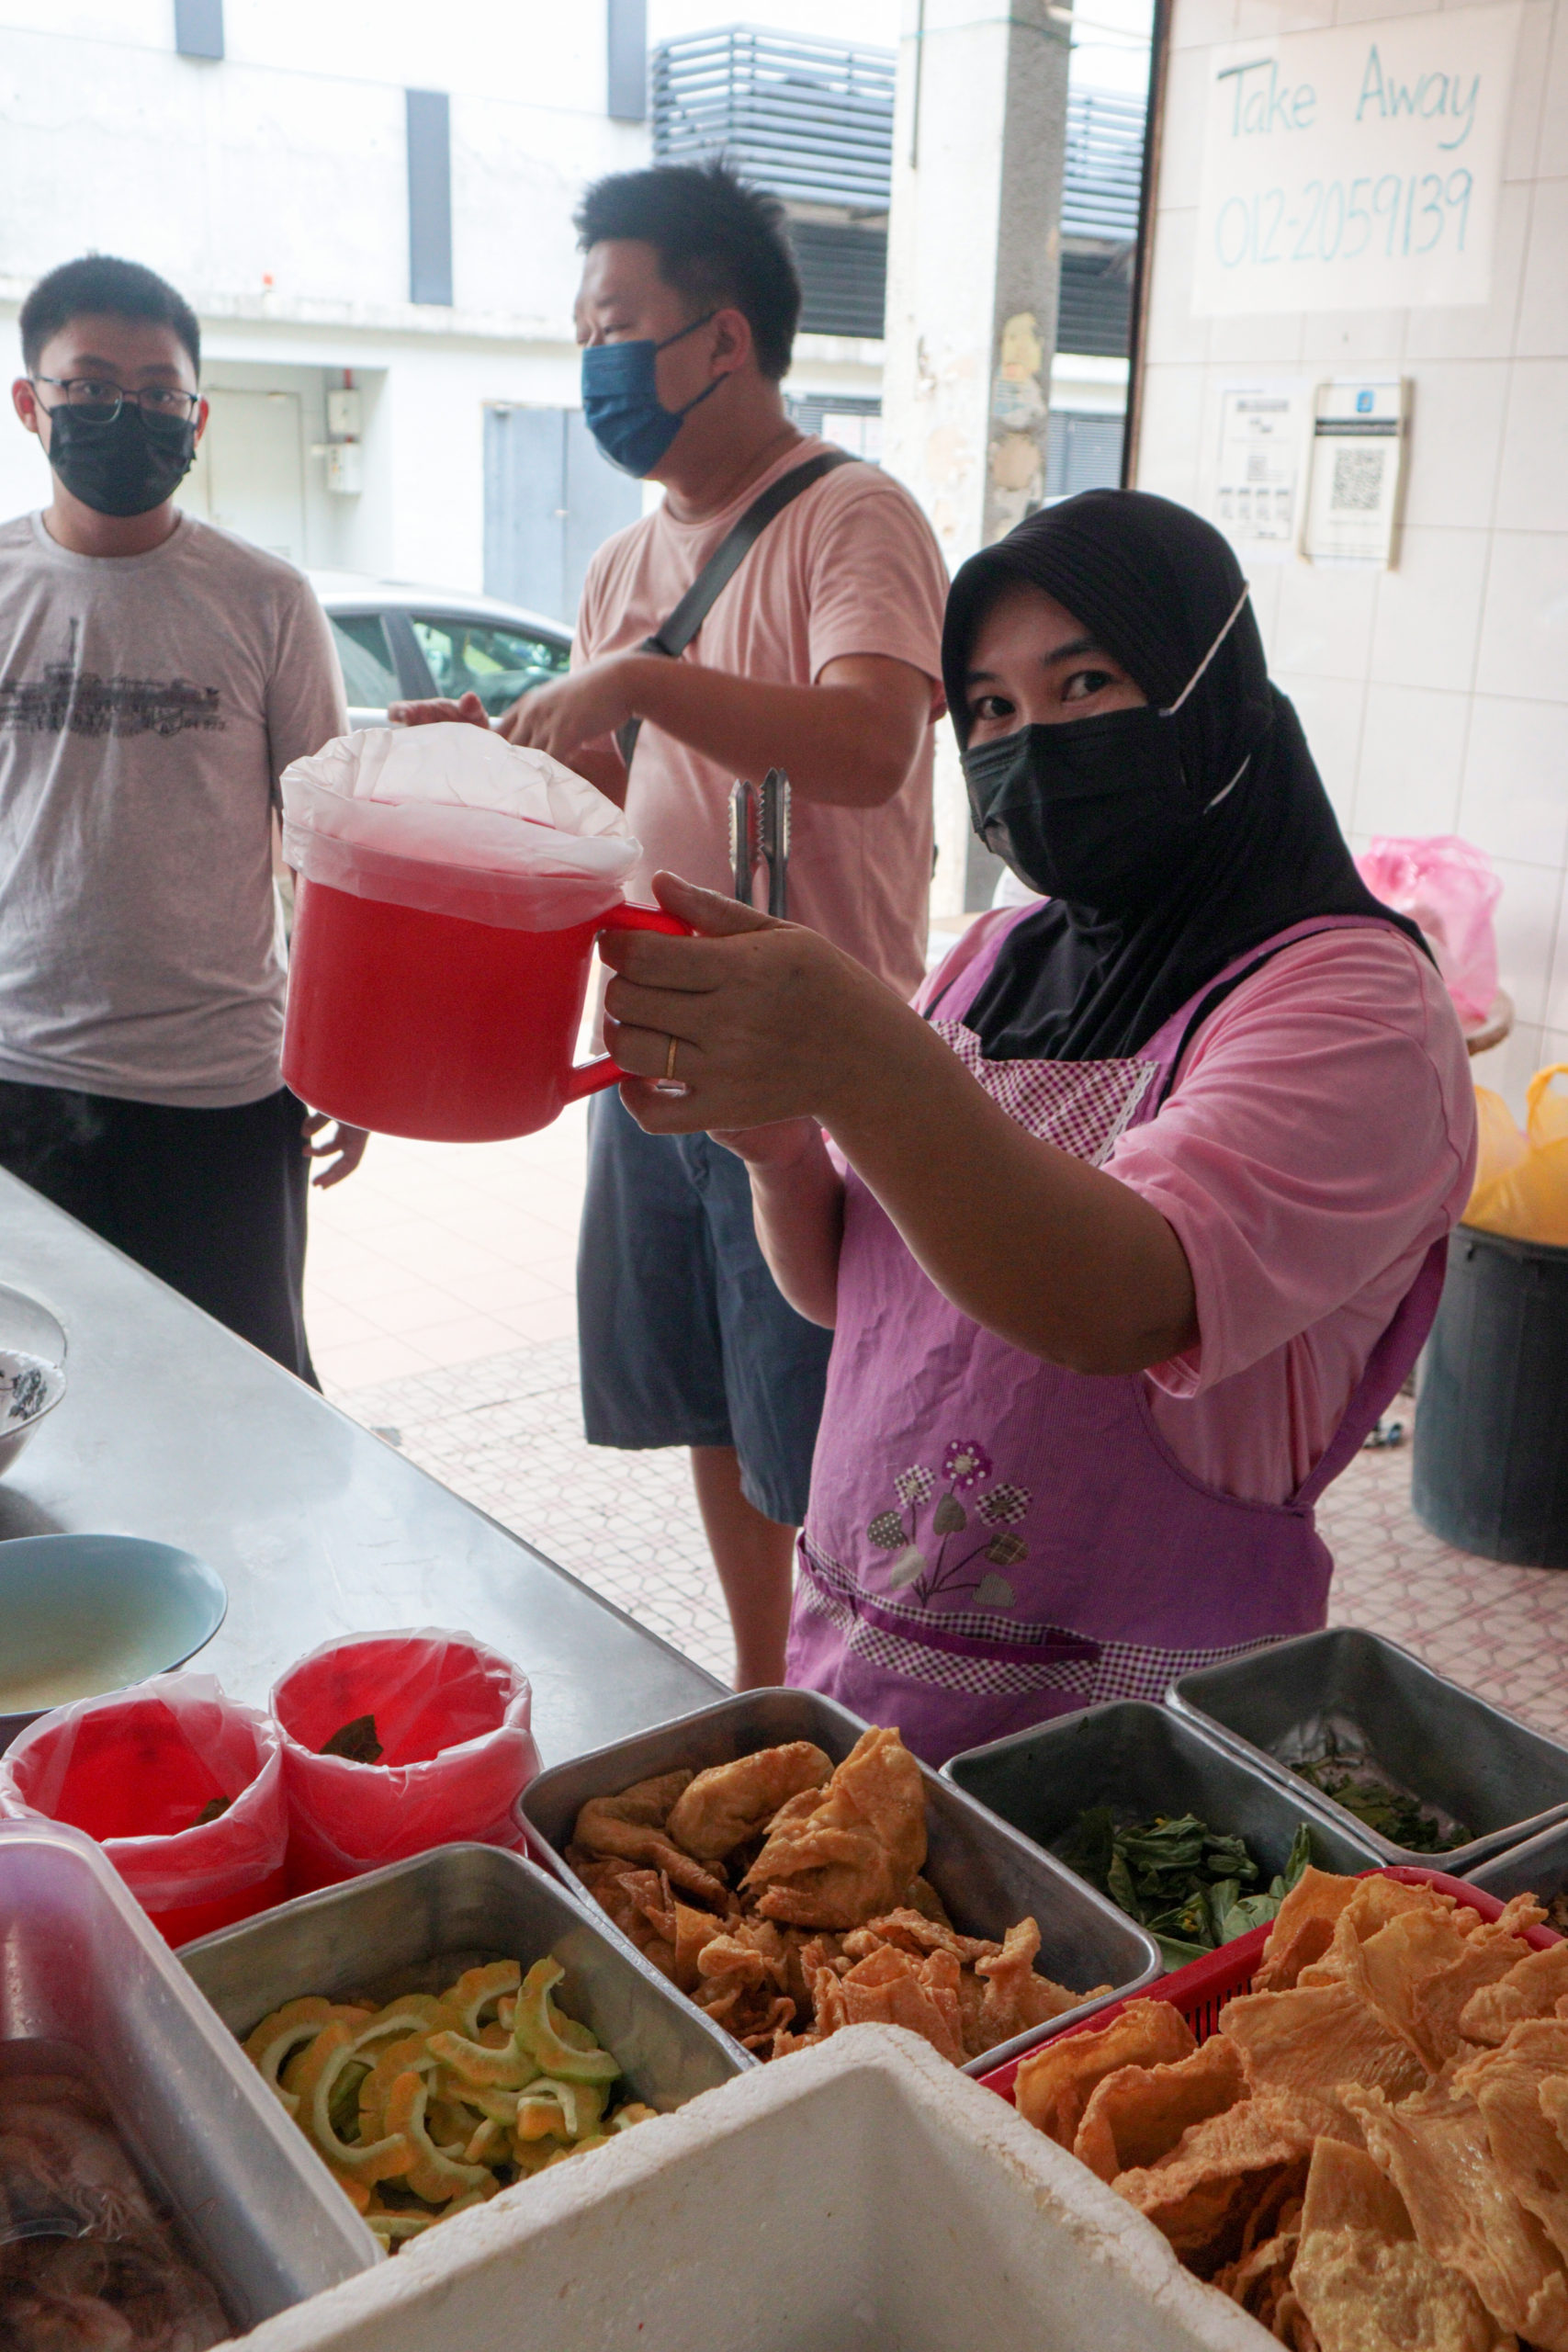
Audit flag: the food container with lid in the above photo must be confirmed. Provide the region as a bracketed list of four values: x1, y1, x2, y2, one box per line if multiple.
[1169, 1625, 1568, 1872]
[0, 1815, 377, 2330]
[519, 1686, 1161, 2077]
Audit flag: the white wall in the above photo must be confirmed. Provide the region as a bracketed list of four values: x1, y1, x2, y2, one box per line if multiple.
[1134, 0, 1568, 1114]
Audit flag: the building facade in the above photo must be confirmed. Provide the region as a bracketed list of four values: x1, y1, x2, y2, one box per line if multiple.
[0, 0, 886, 617]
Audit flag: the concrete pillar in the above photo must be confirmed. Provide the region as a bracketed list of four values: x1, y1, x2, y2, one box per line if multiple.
[882, 0, 1071, 914]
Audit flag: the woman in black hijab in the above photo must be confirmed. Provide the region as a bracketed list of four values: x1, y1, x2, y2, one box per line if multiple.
[598, 490, 1475, 1759]
[947, 486, 1425, 1061]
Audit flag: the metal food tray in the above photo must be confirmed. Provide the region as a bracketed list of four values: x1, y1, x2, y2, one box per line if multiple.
[1169, 1626, 1568, 1873]
[943, 1698, 1386, 1904]
[0, 1816, 377, 2332]
[180, 1841, 745, 2130]
[518, 1687, 1161, 2078]
[1467, 1815, 1568, 1910]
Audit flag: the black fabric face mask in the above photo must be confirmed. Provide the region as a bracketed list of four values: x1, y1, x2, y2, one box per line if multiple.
[46, 404, 198, 518]
[963, 708, 1199, 909]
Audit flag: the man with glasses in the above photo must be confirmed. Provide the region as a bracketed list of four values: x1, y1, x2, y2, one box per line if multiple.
[0, 254, 362, 1379]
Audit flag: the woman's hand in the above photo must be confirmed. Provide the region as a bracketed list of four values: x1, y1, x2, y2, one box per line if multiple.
[600, 873, 901, 1135]
[708, 1116, 823, 1169]
[603, 872, 1196, 1374]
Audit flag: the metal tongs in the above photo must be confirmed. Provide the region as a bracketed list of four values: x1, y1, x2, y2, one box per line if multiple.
[729, 769, 790, 918]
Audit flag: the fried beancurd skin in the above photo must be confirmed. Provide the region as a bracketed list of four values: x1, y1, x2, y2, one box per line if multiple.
[1015, 2000, 1197, 2148]
[664, 1742, 834, 1862]
[743, 1726, 927, 1930]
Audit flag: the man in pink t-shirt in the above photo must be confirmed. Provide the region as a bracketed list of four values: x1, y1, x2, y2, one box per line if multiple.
[394, 163, 947, 1689]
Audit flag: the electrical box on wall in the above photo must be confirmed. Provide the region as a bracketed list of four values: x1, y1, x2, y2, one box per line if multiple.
[1302, 379, 1409, 568]
[326, 389, 362, 438]
[326, 443, 363, 496]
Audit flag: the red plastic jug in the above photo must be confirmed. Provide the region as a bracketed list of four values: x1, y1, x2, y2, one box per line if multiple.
[283, 879, 687, 1143]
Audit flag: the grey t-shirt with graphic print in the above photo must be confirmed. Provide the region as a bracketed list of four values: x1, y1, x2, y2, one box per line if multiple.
[0, 510, 346, 1108]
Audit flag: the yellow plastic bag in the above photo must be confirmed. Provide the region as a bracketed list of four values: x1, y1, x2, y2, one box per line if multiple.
[1466, 1065, 1568, 1245]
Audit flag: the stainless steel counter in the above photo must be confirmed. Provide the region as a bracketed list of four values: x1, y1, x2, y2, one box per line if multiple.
[0, 1170, 721, 1762]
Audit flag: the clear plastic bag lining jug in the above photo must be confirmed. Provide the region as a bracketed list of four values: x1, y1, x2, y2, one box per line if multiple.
[280, 725, 685, 1141]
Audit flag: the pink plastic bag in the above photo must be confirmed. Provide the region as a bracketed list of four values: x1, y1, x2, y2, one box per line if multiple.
[0, 1674, 287, 1945]
[271, 1628, 542, 1893]
[1356, 835, 1501, 1027]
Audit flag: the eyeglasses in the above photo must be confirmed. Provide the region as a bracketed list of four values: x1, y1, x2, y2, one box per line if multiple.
[29, 376, 200, 427]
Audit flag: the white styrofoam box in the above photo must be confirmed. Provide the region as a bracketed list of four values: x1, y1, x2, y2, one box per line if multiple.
[234, 2025, 1269, 2352]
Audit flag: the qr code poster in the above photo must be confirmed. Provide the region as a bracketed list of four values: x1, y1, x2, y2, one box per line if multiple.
[1303, 379, 1407, 564]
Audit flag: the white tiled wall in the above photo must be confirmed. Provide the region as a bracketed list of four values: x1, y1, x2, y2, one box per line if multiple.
[1135, 0, 1568, 1114]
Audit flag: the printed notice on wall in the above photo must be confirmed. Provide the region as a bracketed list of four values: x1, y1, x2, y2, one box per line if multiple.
[1214, 386, 1311, 560]
[1192, 4, 1520, 316]
[1302, 379, 1409, 564]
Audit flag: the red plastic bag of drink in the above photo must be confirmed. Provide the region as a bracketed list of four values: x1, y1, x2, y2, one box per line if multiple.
[271, 1628, 542, 1893]
[0, 1674, 287, 1945]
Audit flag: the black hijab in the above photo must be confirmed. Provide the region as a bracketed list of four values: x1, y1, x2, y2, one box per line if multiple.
[941, 489, 1424, 1063]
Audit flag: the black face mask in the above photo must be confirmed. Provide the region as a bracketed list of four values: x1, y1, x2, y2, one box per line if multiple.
[959, 583, 1253, 910]
[45, 404, 198, 517]
[963, 708, 1200, 909]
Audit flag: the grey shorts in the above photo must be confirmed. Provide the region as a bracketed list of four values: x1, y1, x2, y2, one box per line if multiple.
[577, 1090, 833, 1526]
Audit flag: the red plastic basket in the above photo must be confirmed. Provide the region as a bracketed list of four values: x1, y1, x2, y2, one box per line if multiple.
[980, 1865, 1562, 2106]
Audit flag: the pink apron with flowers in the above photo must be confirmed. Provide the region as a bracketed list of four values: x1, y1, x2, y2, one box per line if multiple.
[785, 912, 1446, 1766]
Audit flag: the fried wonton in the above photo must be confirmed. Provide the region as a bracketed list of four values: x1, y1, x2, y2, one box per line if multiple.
[743, 1726, 928, 1930]
[664, 1743, 833, 1863]
[1461, 1942, 1568, 2048]
[1014, 1999, 1195, 2148]
[1453, 2019, 1568, 2267]
[1346, 2079, 1568, 2351]
[1072, 2034, 1247, 2185]
[571, 1771, 731, 1905]
[568, 1858, 679, 1980]
[815, 1940, 968, 2065]
[974, 1918, 1091, 2056]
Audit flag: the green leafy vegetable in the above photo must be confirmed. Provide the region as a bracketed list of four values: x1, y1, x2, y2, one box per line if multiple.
[1290, 1759, 1465, 1854]
[1061, 1809, 1314, 1969]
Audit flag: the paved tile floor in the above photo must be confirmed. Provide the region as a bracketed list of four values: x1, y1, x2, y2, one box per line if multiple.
[308, 1113, 1568, 1730]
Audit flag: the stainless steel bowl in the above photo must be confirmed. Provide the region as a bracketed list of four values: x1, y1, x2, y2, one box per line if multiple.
[1170, 1626, 1568, 1873]
[179, 1841, 745, 2123]
[0, 1815, 377, 2331]
[944, 1698, 1385, 1902]
[519, 1687, 1161, 2077]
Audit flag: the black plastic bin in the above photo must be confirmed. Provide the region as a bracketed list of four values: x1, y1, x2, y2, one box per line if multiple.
[1413, 1225, 1568, 1567]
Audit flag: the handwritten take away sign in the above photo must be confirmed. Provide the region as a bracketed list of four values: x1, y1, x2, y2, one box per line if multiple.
[1192, 4, 1521, 316]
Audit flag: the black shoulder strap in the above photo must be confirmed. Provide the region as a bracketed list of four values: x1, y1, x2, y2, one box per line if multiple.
[615, 447, 855, 770]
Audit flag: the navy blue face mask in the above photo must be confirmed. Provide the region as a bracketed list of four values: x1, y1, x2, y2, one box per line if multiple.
[581, 312, 721, 478]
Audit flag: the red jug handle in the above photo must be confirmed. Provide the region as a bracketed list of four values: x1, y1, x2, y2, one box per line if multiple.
[564, 904, 694, 1102]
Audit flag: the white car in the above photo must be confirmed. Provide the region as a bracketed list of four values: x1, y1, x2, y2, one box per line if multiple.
[308, 572, 572, 729]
